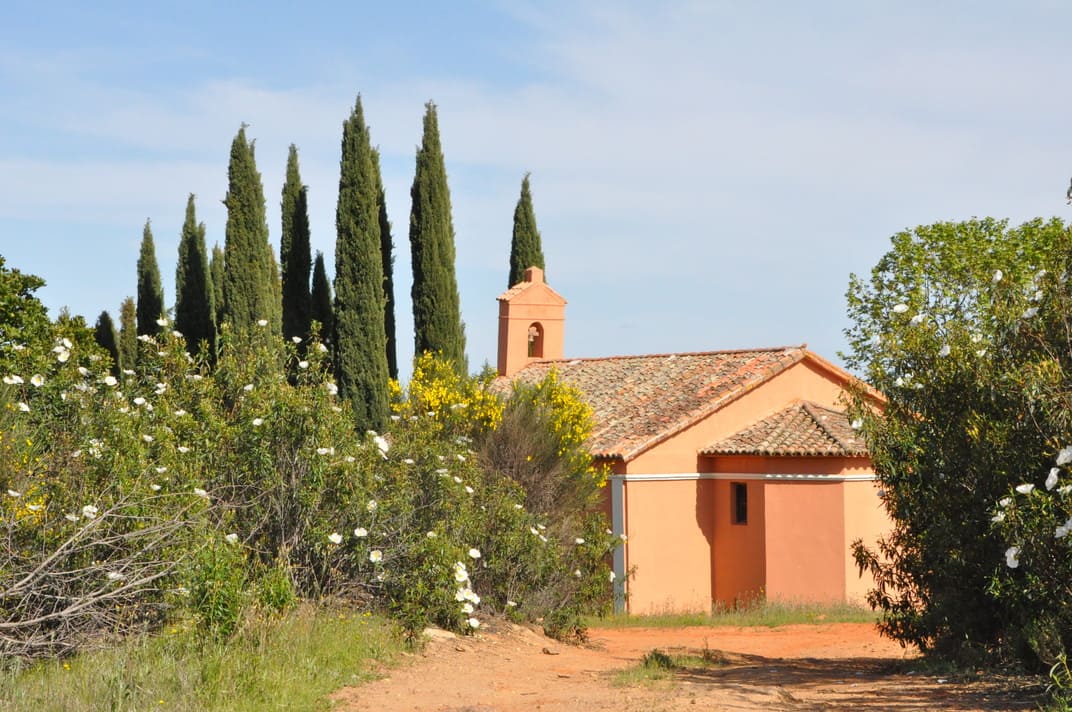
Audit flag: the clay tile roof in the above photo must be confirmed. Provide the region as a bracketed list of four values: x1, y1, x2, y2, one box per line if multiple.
[701, 401, 868, 457]
[504, 346, 809, 460]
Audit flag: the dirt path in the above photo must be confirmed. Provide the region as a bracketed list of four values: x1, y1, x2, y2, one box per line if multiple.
[330, 621, 1042, 711]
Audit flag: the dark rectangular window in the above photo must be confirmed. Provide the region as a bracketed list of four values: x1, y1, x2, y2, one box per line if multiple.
[731, 482, 748, 525]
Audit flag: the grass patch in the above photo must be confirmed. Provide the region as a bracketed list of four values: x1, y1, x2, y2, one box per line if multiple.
[0, 603, 403, 712]
[613, 646, 724, 686]
[589, 600, 879, 629]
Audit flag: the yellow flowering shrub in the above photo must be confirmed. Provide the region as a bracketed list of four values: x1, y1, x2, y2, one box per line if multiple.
[393, 352, 503, 435]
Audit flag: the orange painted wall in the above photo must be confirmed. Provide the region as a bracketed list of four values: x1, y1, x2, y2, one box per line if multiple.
[626, 360, 852, 474]
[711, 479, 766, 606]
[842, 479, 889, 602]
[763, 481, 846, 602]
[621, 478, 715, 613]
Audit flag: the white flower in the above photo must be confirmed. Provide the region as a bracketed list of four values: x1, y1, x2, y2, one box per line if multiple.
[851, 418, 863, 430]
[892, 303, 909, 314]
[1015, 483, 1035, 495]
[426, 531, 437, 538]
[373, 434, 390, 455]
[514, 504, 524, 510]
[461, 602, 474, 614]
[354, 527, 368, 538]
[16, 402, 29, 412]
[77, 366, 90, 377]
[507, 600, 518, 607]
[225, 533, 239, 545]
[316, 446, 335, 456]
[366, 500, 378, 513]
[242, 383, 254, 392]
[252, 417, 264, 427]
[154, 382, 167, 394]
[403, 458, 415, 465]
[369, 549, 383, 563]
[328, 532, 343, 544]
[453, 563, 469, 583]
[1056, 522, 1071, 539]
[123, 369, 135, 376]
[193, 488, 209, 499]
[2, 374, 22, 385]
[345, 455, 356, 463]
[155, 466, 167, 474]
[468, 548, 481, 559]
[177, 446, 190, 454]
[992, 269, 1003, 284]
[937, 344, 950, 357]
[142, 434, 154, 443]
[467, 617, 480, 629]
[30, 374, 44, 387]
[464, 485, 475, 494]
[102, 375, 117, 387]
[65, 513, 79, 522]
[1005, 546, 1020, 568]
[156, 317, 169, 327]
[257, 319, 268, 327]
[529, 527, 539, 536]
[574, 569, 582, 578]
[326, 382, 338, 396]
[1021, 307, 1039, 320]
[619, 533, 629, 542]
[991, 511, 1005, 523]
[538, 534, 548, 543]
[25, 504, 42, 512]
[106, 571, 126, 581]
[317, 343, 328, 353]
[133, 397, 147, 406]
[609, 571, 617, 582]
[172, 330, 183, 339]
[909, 313, 927, 326]
[1057, 446, 1072, 466]
[6, 489, 20, 498]
[453, 476, 463, 484]
[56, 349, 70, 362]
[174, 409, 187, 417]
[291, 336, 302, 344]
[150, 484, 161, 492]
[81, 504, 98, 519]
[298, 360, 309, 369]
[1046, 468, 1060, 491]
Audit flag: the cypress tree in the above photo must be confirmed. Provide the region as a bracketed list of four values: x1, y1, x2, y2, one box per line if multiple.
[93, 310, 120, 375]
[310, 251, 334, 341]
[118, 296, 137, 371]
[334, 96, 389, 430]
[136, 219, 164, 336]
[209, 243, 225, 327]
[508, 173, 546, 287]
[174, 194, 216, 357]
[280, 144, 312, 341]
[221, 125, 279, 333]
[409, 101, 467, 375]
[372, 148, 398, 380]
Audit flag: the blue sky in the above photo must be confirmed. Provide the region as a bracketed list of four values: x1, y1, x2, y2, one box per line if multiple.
[2, 1, 1070, 379]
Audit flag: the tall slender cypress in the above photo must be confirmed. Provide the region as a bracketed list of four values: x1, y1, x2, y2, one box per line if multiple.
[508, 173, 546, 287]
[118, 296, 137, 371]
[334, 96, 389, 430]
[136, 219, 164, 336]
[280, 144, 312, 341]
[310, 251, 334, 341]
[221, 125, 279, 333]
[209, 243, 225, 327]
[93, 310, 120, 375]
[372, 148, 397, 380]
[174, 194, 216, 357]
[409, 101, 466, 375]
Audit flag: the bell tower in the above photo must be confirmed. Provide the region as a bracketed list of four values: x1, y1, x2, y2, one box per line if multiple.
[496, 266, 566, 377]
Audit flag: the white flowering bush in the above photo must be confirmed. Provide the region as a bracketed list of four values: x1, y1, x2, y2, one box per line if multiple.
[846, 217, 1072, 669]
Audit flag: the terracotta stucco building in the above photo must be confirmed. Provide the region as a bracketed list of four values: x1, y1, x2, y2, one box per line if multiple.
[497, 267, 889, 614]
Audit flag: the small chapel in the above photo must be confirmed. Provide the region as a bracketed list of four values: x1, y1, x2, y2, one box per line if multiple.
[496, 266, 890, 614]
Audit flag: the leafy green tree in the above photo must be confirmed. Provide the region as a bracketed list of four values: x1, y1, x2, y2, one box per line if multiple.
[846, 217, 1072, 666]
[409, 101, 466, 375]
[310, 251, 333, 341]
[0, 256, 50, 375]
[334, 96, 389, 430]
[210, 243, 225, 328]
[93, 310, 120, 375]
[280, 144, 312, 342]
[118, 296, 137, 372]
[508, 173, 546, 287]
[136, 220, 164, 336]
[372, 148, 397, 380]
[174, 194, 216, 358]
[221, 125, 279, 333]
